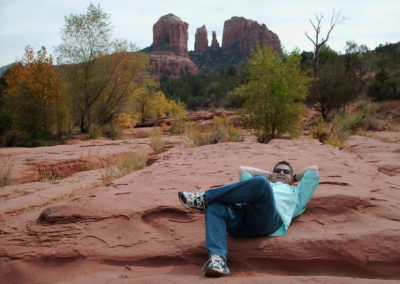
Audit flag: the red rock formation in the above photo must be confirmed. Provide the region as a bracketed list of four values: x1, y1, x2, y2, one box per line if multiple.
[149, 51, 198, 77]
[211, 31, 220, 50]
[194, 25, 208, 52]
[2, 131, 400, 281]
[153, 14, 189, 56]
[222, 16, 282, 57]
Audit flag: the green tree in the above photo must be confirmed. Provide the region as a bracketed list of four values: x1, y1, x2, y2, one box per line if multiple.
[0, 67, 12, 136]
[344, 41, 369, 91]
[238, 47, 311, 143]
[56, 3, 147, 132]
[308, 46, 357, 120]
[368, 67, 399, 100]
[5, 46, 63, 138]
[367, 42, 400, 101]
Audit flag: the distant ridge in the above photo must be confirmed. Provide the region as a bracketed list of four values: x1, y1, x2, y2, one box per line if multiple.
[0, 63, 14, 77]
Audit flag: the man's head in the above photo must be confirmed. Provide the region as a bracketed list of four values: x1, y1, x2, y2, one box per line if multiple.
[271, 161, 294, 185]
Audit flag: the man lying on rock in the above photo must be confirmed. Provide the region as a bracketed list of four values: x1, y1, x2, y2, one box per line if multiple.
[178, 161, 319, 277]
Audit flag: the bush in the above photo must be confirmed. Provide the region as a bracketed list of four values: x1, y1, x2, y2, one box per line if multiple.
[88, 123, 102, 139]
[100, 152, 148, 185]
[335, 101, 384, 134]
[223, 90, 245, 109]
[0, 130, 29, 147]
[368, 68, 399, 101]
[101, 125, 123, 140]
[170, 113, 190, 135]
[117, 152, 148, 175]
[310, 119, 344, 149]
[311, 101, 385, 148]
[0, 158, 14, 187]
[238, 47, 310, 142]
[150, 127, 165, 154]
[184, 115, 243, 147]
[113, 113, 135, 129]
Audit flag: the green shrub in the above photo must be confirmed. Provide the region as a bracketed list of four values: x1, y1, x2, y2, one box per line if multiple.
[311, 101, 385, 148]
[238, 47, 310, 142]
[334, 101, 385, 135]
[101, 125, 123, 140]
[368, 68, 399, 101]
[88, 123, 102, 139]
[0, 130, 29, 147]
[223, 90, 245, 109]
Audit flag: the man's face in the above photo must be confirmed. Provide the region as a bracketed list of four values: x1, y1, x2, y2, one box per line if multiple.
[271, 164, 293, 185]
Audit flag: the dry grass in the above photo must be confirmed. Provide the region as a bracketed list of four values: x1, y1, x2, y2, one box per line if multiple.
[149, 127, 165, 154]
[310, 119, 344, 149]
[0, 158, 14, 187]
[37, 167, 61, 183]
[80, 149, 102, 170]
[310, 101, 388, 149]
[184, 115, 244, 147]
[100, 152, 148, 185]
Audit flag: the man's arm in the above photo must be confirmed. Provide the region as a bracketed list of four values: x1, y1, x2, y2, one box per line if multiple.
[239, 166, 272, 180]
[293, 165, 318, 182]
[293, 165, 320, 217]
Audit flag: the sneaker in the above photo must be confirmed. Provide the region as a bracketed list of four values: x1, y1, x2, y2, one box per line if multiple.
[178, 191, 205, 212]
[202, 254, 230, 277]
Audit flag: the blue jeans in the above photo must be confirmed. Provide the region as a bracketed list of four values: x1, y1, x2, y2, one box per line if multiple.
[204, 176, 282, 258]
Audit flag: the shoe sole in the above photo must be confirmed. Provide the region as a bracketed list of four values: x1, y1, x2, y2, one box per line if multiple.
[205, 268, 229, 277]
[178, 191, 204, 213]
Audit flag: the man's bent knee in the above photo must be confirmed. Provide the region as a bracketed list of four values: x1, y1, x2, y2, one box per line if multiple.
[206, 202, 228, 217]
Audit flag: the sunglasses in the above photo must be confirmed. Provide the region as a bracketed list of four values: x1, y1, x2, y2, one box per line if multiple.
[273, 168, 292, 174]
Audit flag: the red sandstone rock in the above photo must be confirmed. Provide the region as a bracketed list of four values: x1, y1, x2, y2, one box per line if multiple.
[194, 25, 208, 52]
[149, 51, 198, 77]
[1, 135, 400, 282]
[211, 31, 220, 50]
[1, 109, 400, 282]
[222, 16, 282, 57]
[153, 14, 189, 56]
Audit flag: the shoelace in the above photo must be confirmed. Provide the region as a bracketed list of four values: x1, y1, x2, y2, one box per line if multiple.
[188, 193, 205, 210]
[202, 260, 210, 272]
[202, 255, 225, 272]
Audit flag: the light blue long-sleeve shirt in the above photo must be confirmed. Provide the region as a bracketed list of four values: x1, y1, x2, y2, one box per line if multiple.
[239, 170, 320, 236]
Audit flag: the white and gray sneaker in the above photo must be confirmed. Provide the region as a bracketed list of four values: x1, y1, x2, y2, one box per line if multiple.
[178, 191, 206, 212]
[202, 254, 230, 277]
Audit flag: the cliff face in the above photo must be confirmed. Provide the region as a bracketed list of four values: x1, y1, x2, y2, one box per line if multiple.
[211, 31, 220, 50]
[222, 16, 282, 57]
[152, 14, 189, 56]
[194, 25, 208, 52]
[143, 14, 282, 75]
[149, 52, 198, 77]
[143, 14, 198, 77]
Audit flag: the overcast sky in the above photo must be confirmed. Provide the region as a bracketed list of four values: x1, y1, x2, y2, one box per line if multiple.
[0, 0, 399, 67]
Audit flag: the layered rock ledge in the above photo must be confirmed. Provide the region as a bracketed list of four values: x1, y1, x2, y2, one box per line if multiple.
[1, 133, 399, 282]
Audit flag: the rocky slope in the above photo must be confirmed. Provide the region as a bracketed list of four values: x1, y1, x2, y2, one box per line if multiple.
[0, 126, 399, 283]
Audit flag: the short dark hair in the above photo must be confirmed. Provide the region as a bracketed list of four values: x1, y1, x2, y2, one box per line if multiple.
[273, 160, 294, 175]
